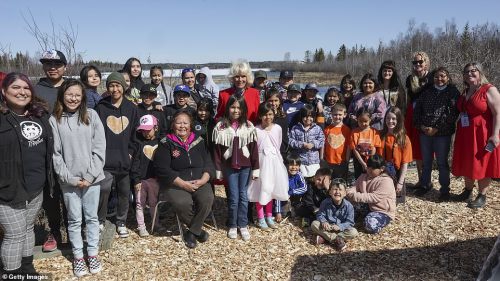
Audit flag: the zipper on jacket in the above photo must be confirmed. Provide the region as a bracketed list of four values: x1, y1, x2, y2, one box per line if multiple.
[187, 150, 193, 180]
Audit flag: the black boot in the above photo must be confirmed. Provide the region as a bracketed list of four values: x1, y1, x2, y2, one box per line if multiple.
[414, 185, 432, 197]
[183, 231, 197, 249]
[467, 194, 486, 209]
[453, 189, 473, 202]
[20, 256, 37, 274]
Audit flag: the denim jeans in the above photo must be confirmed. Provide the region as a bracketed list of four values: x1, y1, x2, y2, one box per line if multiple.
[61, 183, 100, 259]
[419, 134, 451, 194]
[224, 167, 251, 228]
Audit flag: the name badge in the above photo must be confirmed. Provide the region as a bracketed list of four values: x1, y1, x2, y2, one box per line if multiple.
[460, 113, 470, 127]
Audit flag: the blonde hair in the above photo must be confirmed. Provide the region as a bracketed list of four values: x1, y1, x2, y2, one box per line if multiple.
[463, 62, 490, 91]
[227, 59, 254, 88]
[411, 51, 431, 72]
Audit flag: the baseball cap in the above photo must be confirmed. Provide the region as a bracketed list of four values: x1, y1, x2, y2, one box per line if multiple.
[140, 84, 158, 96]
[137, 114, 158, 131]
[287, 84, 302, 93]
[40, 49, 67, 65]
[304, 83, 319, 93]
[173, 84, 191, 96]
[254, 70, 267, 79]
[279, 70, 293, 79]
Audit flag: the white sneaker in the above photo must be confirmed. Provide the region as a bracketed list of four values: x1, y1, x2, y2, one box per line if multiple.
[227, 227, 237, 239]
[99, 223, 105, 233]
[138, 227, 149, 237]
[116, 225, 129, 238]
[239, 227, 250, 241]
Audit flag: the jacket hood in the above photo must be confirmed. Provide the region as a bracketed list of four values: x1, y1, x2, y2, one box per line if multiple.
[197, 67, 214, 83]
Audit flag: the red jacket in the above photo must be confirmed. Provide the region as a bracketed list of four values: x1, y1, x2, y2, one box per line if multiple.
[216, 87, 260, 124]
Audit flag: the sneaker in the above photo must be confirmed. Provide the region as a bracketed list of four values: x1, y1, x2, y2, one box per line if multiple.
[116, 224, 129, 238]
[87, 256, 102, 274]
[99, 223, 105, 233]
[467, 194, 486, 209]
[333, 237, 347, 252]
[265, 217, 278, 229]
[73, 258, 88, 277]
[257, 218, 269, 231]
[138, 227, 149, 237]
[315, 235, 325, 245]
[42, 234, 57, 252]
[227, 227, 237, 239]
[239, 227, 251, 241]
[438, 192, 451, 202]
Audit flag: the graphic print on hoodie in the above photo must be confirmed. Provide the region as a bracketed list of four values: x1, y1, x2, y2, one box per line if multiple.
[96, 96, 139, 174]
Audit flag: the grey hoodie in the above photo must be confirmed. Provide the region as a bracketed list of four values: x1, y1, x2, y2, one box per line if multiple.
[49, 109, 106, 186]
[196, 67, 220, 111]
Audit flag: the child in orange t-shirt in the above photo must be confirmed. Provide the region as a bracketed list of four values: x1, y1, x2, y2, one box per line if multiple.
[350, 109, 382, 179]
[323, 103, 351, 180]
[377, 107, 412, 204]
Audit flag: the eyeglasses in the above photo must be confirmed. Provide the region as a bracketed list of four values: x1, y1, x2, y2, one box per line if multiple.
[412, 60, 424, 65]
[463, 68, 478, 75]
[64, 94, 83, 99]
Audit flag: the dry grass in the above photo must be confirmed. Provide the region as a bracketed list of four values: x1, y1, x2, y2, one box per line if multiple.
[33, 168, 499, 280]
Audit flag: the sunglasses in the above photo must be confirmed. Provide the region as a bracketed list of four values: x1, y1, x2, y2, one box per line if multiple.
[463, 68, 478, 75]
[412, 60, 424, 65]
[181, 68, 195, 75]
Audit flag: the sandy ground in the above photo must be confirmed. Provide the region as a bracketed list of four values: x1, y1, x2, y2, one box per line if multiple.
[32, 167, 500, 281]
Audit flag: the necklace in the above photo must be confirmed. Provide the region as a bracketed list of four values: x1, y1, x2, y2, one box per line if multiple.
[9, 109, 27, 117]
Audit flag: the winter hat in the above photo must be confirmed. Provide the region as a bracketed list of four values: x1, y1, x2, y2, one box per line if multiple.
[106, 72, 128, 90]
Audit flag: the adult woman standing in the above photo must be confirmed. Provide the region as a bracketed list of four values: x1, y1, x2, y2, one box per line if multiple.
[452, 63, 500, 208]
[413, 67, 459, 200]
[347, 73, 387, 130]
[0, 72, 54, 274]
[154, 110, 215, 248]
[404, 51, 432, 188]
[377, 60, 407, 113]
[181, 68, 202, 109]
[216, 59, 260, 124]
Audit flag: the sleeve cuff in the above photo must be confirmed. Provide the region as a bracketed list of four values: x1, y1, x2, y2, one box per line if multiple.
[82, 174, 95, 184]
[216, 170, 223, 180]
[252, 169, 260, 178]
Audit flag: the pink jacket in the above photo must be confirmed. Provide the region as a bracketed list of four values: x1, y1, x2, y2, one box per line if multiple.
[348, 173, 396, 219]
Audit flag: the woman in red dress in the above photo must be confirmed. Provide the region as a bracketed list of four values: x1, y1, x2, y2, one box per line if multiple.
[452, 63, 500, 208]
[404, 51, 432, 189]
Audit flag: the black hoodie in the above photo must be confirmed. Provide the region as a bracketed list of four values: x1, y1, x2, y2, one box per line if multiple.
[35, 77, 64, 113]
[95, 96, 139, 175]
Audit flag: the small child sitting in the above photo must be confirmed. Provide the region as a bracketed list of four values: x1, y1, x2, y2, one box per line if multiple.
[347, 154, 396, 234]
[311, 179, 358, 251]
[274, 153, 308, 223]
[299, 168, 331, 227]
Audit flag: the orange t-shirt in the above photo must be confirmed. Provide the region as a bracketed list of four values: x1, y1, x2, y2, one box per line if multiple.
[324, 124, 351, 164]
[376, 135, 413, 170]
[350, 127, 382, 161]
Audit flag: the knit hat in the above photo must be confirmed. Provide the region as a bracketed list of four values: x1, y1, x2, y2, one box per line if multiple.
[254, 70, 267, 79]
[106, 72, 128, 90]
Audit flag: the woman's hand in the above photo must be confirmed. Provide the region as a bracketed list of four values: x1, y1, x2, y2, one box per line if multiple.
[190, 179, 207, 188]
[77, 179, 91, 188]
[488, 134, 500, 147]
[396, 182, 403, 194]
[181, 180, 199, 193]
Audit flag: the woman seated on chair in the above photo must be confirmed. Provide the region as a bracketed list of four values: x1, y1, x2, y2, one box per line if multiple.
[153, 110, 215, 248]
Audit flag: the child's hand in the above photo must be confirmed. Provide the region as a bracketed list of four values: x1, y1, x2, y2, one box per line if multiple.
[155, 104, 164, 111]
[275, 213, 282, 223]
[396, 182, 403, 194]
[321, 222, 332, 231]
[361, 162, 368, 171]
[331, 224, 341, 232]
[303, 143, 314, 150]
[134, 183, 142, 191]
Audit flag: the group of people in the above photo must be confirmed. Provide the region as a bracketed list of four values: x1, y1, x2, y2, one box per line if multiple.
[0, 49, 498, 277]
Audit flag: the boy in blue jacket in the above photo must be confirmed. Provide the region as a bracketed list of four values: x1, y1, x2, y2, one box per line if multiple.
[274, 154, 307, 222]
[311, 179, 358, 251]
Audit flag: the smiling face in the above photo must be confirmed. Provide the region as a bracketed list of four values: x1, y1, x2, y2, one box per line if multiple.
[196, 73, 206, 85]
[304, 89, 317, 101]
[130, 60, 141, 78]
[412, 54, 427, 74]
[182, 71, 196, 89]
[327, 92, 340, 105]
[140, 128, 157, 140]
[197, 108, 209, 121]
[107, 82, 124, 102]
[463, 66, 480, 86]
[175, 93, 189, 107]
[362, 79, 375, 95]
[385, 112, 397, 132]
[63, 85, 83, 113]
[301, 114, 314, 127]
[140, 92, 157, 106]
[232, 74, 247, 89]
[267, 95, 280, 112]
[173, 113, 191, 140]
[287, 163, 300, 175]
[86, 69, 101, 88]
[331, 109, 346, 126]
[150, 69, 163, 86]
[382, 68, 393, 81]
[343, 81, 353, 92]
[329, 184, 346, 205]
[2, 78, 32, 110]
[433, 70, 449, 87]
[357, 113, 371, 130]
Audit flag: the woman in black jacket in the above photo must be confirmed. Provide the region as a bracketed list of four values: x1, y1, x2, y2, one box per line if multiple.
[0, 72, 54, 274]
[413, 67, 460, 200]
[154, 110, 215, 249]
